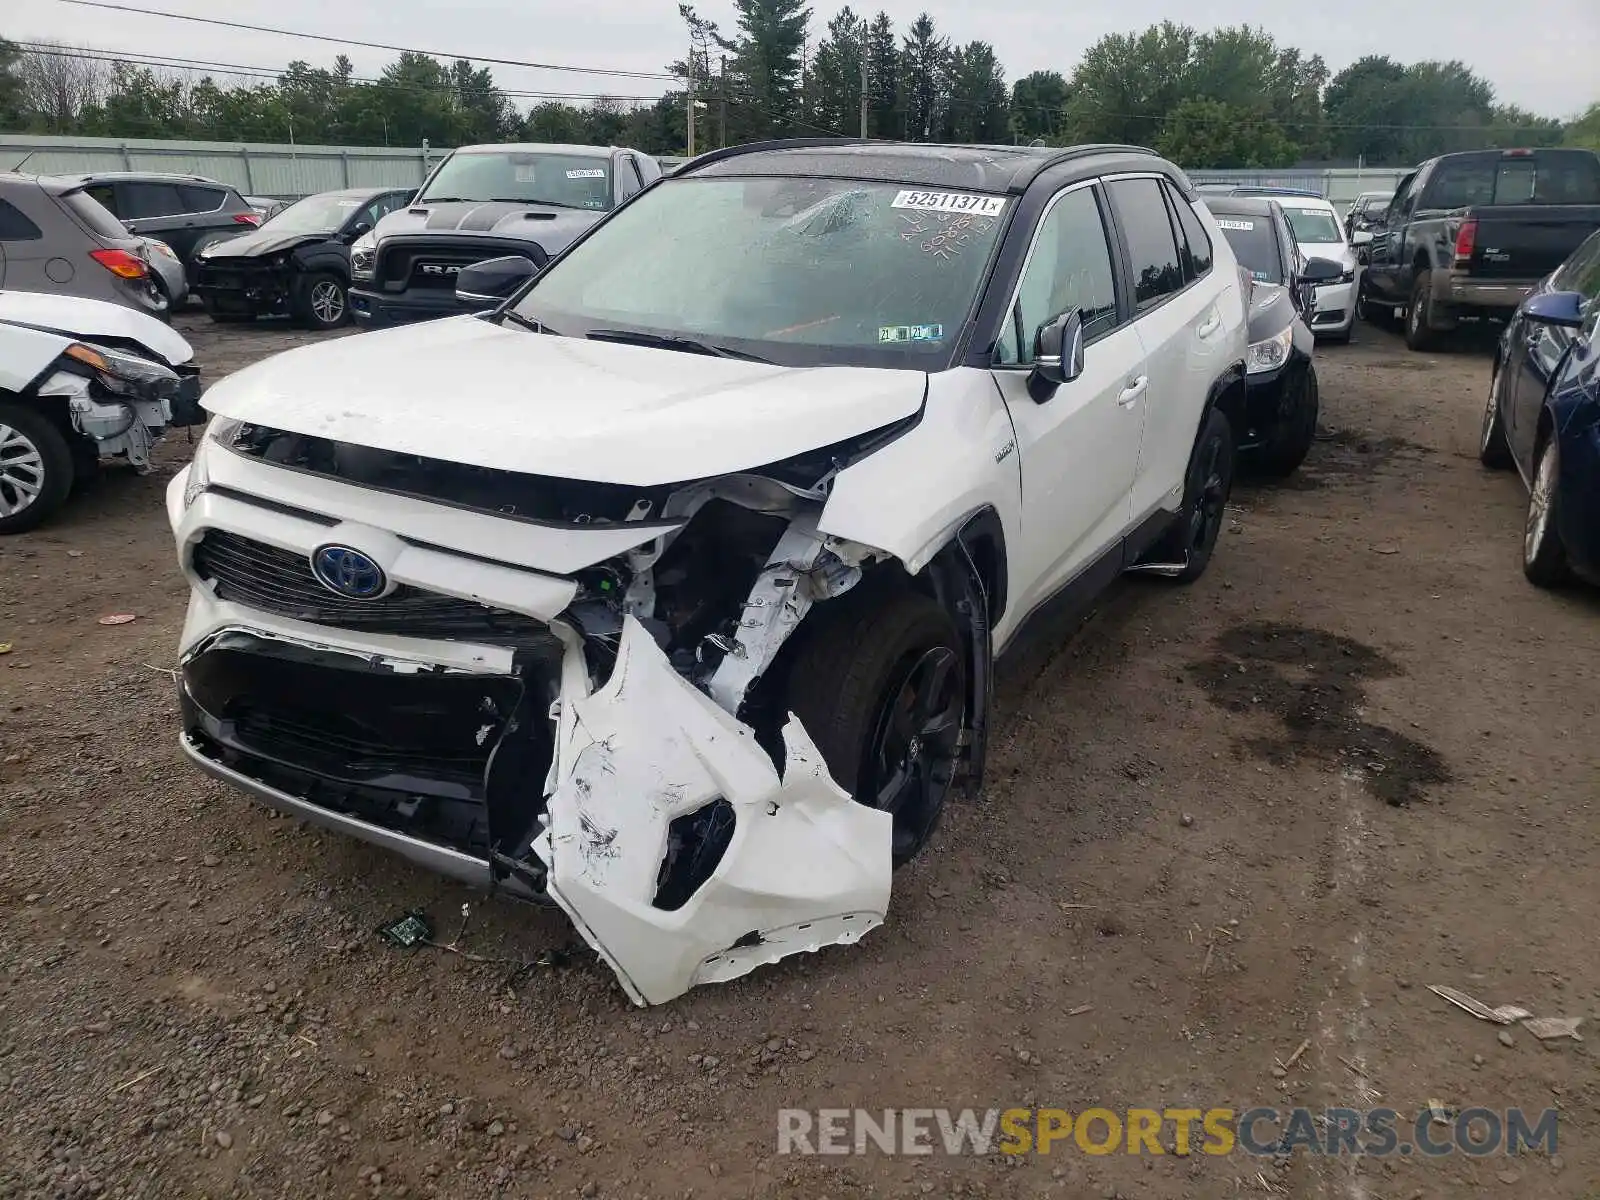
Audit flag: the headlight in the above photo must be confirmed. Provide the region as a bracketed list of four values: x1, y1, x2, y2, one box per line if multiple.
[182, 445, 209, 509]
[351, 232, 376, 280]
[206, 416, 243, 446]
[1246, 326, 1293, 375]
[63, 341, 179, 400]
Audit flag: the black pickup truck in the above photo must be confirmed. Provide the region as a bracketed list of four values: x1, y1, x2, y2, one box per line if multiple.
[1359, 147, 1600, 350]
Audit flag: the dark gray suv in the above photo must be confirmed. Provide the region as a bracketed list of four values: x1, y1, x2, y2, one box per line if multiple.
[0, 172, 167, 316]
[62, 172, 261, 272]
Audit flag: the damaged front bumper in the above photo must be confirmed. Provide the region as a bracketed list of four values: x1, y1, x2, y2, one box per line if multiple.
[168, 449, 893, 1004]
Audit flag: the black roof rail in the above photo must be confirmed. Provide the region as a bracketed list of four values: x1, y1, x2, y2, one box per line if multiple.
[671, 138, 1167, 191]
[672, 137, 867, 174]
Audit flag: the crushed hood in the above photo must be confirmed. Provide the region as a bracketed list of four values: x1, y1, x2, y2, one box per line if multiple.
[373, 200, 602, 256]
[199, 315, 927, 486]
[0, 288, 194, 367]
[200, 228, 335, 260]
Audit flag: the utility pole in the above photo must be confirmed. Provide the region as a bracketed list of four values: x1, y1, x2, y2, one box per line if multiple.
[859, 16, 869, 139]
[719, 55, 728, 149]
[685, 40, 696, 158]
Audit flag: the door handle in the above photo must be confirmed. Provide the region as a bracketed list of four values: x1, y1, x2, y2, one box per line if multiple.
[1117, 376, 1148, 407]
[1196, 311, 1221, 339]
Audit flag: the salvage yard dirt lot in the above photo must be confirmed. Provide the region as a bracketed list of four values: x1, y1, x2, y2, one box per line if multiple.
[3, 312, 1598, 1200]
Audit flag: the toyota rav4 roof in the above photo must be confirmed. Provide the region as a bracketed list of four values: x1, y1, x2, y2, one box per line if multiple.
[681, 138, 1183, 196]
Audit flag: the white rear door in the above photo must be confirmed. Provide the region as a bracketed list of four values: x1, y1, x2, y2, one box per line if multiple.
[989, 181, 1146, 618]
[1104, 175, 1230, 521]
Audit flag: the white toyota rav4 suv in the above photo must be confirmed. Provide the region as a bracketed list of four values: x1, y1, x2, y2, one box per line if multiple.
[169, 141, 1261, 1005]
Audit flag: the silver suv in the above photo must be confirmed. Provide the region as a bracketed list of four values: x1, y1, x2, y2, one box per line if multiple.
[0, 173, 167, 316]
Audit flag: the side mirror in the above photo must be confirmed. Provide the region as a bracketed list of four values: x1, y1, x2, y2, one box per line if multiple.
[1523, 290, 1586, 329]
[347, 219, 373, 239]
[1299, 258, 1345, 285]
[1351, 229, 1373, 247]
[455, 255, 540, 307]
[1028, 309, 1085, 401]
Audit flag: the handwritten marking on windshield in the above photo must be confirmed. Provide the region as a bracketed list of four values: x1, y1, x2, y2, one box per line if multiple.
[918, 215, 995, 261]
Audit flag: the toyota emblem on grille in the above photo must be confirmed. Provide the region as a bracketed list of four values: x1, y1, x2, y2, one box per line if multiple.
[311, 545, 388, 599]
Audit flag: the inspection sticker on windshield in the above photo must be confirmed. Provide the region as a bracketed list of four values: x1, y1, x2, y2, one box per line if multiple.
[565, 168, 606, 179]
[891, 189, 1007, 217]
[879, 324, 944, 344]
[1216, 218, 1255, 231]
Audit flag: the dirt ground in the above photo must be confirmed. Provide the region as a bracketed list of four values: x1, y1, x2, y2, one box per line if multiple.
[2, 310, 1597, 1200]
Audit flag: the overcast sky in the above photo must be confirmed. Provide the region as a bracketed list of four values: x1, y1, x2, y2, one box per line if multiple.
[9, 0, 1599, 120]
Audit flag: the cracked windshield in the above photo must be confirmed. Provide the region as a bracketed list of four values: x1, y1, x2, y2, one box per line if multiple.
[514, 176, 1008, 363]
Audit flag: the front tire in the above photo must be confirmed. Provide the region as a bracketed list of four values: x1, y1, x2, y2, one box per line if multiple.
[0, 403, 75, 535]
[1523, 434, 1570, 587]
[1251, 364, 1318, 478]
[295, 272, 349, 330]
[785, 586, 967, 867]
[1479, 367, 1512, 468]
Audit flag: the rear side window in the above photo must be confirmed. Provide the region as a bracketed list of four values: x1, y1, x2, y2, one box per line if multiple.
[59, 189, 131, 240]
[121, 182, 186, 219]
[84, 183, 119, 216]
[176, 184, 227, 212]
[0, 199, 43, 241]
[1108, 177, 1184, 310]
[1165, 184, 1213, 282]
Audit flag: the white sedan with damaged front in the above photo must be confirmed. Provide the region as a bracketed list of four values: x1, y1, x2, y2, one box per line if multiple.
[168, 140, 1254, 1005]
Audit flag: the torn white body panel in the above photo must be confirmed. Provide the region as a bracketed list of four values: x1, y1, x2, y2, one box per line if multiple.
[535, 616, 891, 1006]
[703, 512, 864, 713]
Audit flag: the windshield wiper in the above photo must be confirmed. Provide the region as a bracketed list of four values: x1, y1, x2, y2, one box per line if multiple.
[499, 310, 561, 335]
[488, 197, 586, 210]
[585, 329, 771, 362]
[415, 196, 467, 204]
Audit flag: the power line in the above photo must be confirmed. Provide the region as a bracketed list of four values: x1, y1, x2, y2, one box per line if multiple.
[14, 42, 666, 103]
[11, 39, 847, 137]
[55, 0, 680, 81]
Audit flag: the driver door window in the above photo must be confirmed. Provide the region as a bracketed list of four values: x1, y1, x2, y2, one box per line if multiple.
[994, 186, 1119, 365]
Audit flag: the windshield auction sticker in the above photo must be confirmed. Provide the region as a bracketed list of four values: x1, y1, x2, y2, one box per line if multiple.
[891, 190, 1008, 217]
[1215, 218, 1255, 231]
[566, 169, 606, 179]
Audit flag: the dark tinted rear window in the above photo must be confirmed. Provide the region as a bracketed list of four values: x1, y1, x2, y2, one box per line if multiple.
[0, 199, 43, 240]
[1426, 152, 1600, 208]
[1209, 210, 1283, 283]
[59, 189, 130, 239]
[177, 184, 228, 212]
[121, 182, 185, 219]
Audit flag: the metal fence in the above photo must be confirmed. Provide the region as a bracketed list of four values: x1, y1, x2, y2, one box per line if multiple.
[0, 133, 442, 199]
[1187, 167, 1411, 206]
[4, 133, 1413, 206]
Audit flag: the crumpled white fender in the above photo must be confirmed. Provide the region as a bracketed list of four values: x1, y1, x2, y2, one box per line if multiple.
[534, 616, 891, 1006]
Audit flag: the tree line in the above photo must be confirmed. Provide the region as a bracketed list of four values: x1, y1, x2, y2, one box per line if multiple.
[2, 9, 1597, 168]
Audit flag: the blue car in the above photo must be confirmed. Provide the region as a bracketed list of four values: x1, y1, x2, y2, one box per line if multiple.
[1480, 228, 1600, 587]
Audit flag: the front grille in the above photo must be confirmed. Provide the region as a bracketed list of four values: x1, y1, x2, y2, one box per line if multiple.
[192, 529, 557, 647]
[374, 238, 544, 293]
[233, 703, 488, 782]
